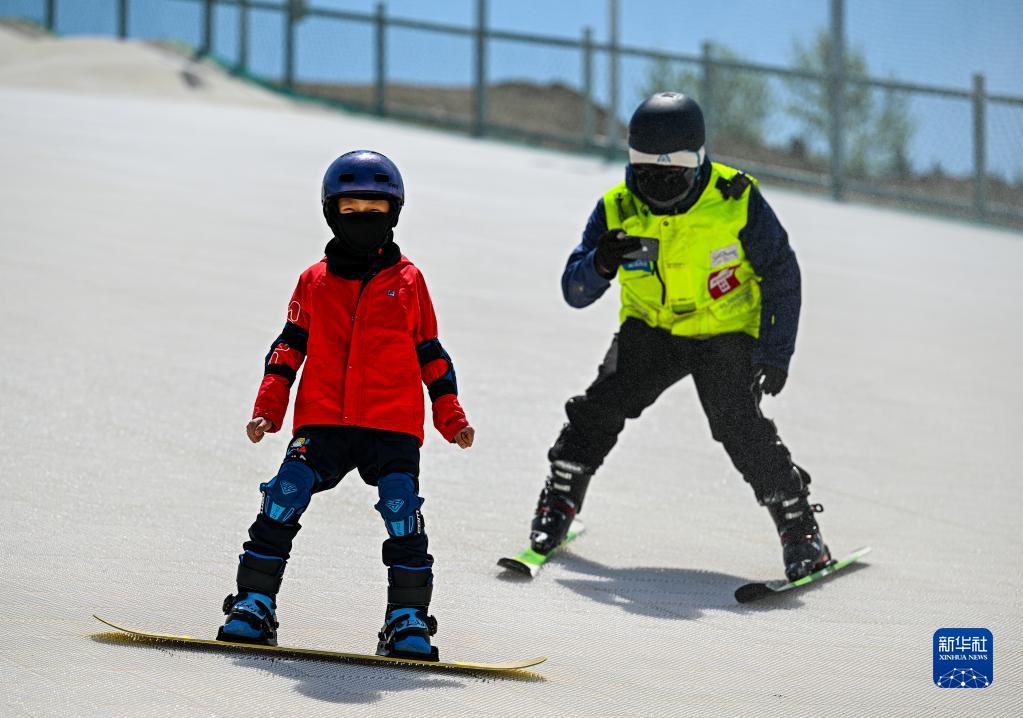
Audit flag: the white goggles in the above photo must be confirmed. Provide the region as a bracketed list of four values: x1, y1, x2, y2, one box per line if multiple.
[628, 146, 705, 169]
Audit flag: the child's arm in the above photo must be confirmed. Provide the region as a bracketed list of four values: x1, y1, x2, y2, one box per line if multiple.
[248, 275, 311, 442]
[413, 272, 473, 448]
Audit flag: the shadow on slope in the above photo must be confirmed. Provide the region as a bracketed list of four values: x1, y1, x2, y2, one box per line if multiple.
[230, 653, 467, 705]
[551, 554, 807, 619]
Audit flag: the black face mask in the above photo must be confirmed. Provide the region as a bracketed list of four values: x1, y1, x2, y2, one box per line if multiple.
[633, 165, 699, 209]
[331, 212, 394, 256]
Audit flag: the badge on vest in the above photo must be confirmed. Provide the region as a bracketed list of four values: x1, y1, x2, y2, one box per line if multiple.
[622, 259, 653, 272]
[710, 244, 740, 268]
[708, 266, 741, 299]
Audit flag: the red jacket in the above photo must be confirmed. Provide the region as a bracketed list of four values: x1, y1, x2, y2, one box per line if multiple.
[253, 255, 468, 445]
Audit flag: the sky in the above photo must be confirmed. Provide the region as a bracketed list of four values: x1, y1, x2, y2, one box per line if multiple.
[4, 0, 1022, 178]
[311, 0, 1023, 95]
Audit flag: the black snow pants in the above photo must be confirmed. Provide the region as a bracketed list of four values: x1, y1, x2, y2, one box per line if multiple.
[549, 318, 803, 503]
[235, 425, 432, 599]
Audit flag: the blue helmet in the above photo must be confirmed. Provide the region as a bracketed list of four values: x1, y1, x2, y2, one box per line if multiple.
[321, 150, 404, 227]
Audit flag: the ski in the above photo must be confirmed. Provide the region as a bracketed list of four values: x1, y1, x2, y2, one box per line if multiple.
[92, 615, 545, 674]
[733, 546, 872, 603]
[497, 521, 586, 578]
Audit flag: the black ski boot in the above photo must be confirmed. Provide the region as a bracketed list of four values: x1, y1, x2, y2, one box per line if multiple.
[530, 460, 592, 554]
[376, 566, 439, 661]
[765, 487, 832, 582]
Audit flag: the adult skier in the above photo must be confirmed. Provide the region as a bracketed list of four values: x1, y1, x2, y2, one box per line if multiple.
[218, 150, 474, 659]
[525, 92, 830, 581]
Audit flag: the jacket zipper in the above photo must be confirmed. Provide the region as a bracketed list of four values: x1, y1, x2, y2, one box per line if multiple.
[344, 271, 378, 422]
[652, 260, 667, 305]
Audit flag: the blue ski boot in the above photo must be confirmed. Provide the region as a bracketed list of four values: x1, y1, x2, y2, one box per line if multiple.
[217, 592, 279, 646]
[376, 566, 438, 661]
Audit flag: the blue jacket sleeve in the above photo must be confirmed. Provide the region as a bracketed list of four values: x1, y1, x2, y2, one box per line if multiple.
[740, 187, 801, 372]
[561, 200, 613, 308]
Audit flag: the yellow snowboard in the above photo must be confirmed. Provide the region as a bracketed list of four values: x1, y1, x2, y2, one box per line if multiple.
[93, 615, 546, 674]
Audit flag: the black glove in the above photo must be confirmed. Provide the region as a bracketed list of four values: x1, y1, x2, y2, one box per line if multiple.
[593, 230, 642, 278]
[753, 364, 788, 396]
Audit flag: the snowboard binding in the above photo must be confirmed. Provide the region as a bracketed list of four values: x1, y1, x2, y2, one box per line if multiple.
[376, 606, 439, 661]
[217, 592, 279, 646]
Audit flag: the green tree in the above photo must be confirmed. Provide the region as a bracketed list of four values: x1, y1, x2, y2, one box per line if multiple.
[786, 30, 915, 179]
[874, 86, 915, 179]
[786, 31, 872, 175]
[639, 44, 771, 150]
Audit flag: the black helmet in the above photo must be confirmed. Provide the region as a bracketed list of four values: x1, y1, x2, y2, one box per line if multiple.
[628, 92, 705, 155]
[628, 93, 706, 210]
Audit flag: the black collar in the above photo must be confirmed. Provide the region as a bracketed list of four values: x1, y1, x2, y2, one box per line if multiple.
[324, 238, 401, 280]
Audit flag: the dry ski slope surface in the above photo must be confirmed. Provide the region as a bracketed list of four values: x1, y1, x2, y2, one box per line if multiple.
[1, 31, 1021, 718]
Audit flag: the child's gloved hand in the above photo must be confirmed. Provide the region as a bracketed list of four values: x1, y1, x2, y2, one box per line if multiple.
[246, 417, 273, 443]
[432, 394, 472, 448]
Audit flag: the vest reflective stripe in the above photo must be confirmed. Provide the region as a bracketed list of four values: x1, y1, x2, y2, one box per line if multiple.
[602, 162, 762, 338]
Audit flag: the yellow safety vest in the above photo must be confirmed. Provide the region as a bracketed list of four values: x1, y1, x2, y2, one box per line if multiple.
[603, 162, 762, 338]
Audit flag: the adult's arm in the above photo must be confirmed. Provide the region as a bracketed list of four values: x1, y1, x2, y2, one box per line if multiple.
[740, 186, 801, 372]
[561, 200, 614, 308]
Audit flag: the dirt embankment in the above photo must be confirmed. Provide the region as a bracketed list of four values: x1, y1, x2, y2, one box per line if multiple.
[296, 79, 624, 146]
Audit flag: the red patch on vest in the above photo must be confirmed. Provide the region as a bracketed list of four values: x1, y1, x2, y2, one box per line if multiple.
[708, 266, 741, 299]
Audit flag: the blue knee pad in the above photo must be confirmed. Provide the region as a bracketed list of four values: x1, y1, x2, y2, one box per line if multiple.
[259, 461, 318, 524]
[374, 473, 424, 538]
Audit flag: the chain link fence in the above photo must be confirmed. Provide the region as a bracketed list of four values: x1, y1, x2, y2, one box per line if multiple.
[3, 0, 1021, 228]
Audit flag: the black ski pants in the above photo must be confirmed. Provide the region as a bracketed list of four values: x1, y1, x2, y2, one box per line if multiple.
[549, 318, 801, 503]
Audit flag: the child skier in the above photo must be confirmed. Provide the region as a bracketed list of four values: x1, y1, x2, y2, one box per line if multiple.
[218, 150, 474, 661]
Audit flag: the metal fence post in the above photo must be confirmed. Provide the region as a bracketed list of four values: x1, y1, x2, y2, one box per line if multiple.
[117, 0, 128, 39]
[473, 0, 487, 137]
[972, 73, 987, 218]
[201, 0, 213, 56]
[44, 0, 56, 32]
[237, 0, 249, 73]
[284, 0, 303, 91]
[375, 3, 387, 116]
[605, 0, 619, 158]
[582, 26, 594, 150]
[828, 0, 846, 200]
[701, 41, 715, 150]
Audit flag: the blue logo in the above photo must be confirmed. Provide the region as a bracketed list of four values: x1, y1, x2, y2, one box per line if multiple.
[622, 259, 652, 272]
[933, 628, 993, 688]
